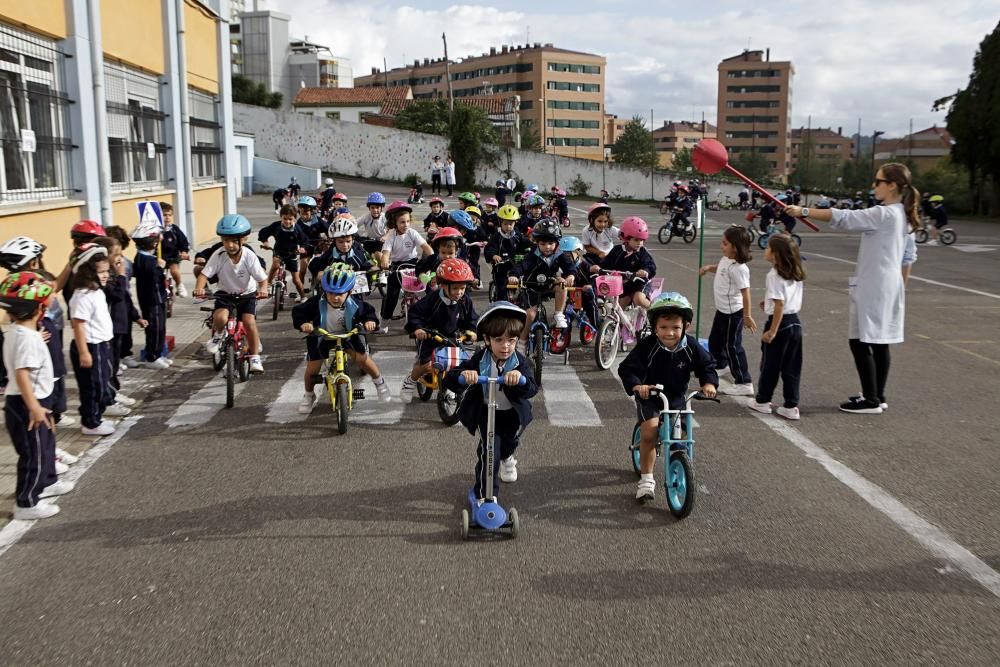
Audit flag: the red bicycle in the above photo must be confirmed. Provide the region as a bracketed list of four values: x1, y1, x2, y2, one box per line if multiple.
[199, 292, 256, 408]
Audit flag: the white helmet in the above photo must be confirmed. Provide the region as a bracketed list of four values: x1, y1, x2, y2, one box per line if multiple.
[131, 221, 162, 239]
[0, 236, 45, 271]
[329, 216, 358, 238]
[325, 178, 334, 186]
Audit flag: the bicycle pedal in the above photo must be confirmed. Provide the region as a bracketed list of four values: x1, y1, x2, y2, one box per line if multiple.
[352, 388, 366, 400]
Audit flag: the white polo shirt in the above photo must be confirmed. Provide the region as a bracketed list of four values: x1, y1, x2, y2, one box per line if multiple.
[203, 246, 268, 294]
[69, 288, 114, 343]
[713, 257, 751, 314]
[764, 268, 803, 316]
[3, 323, 53, 399]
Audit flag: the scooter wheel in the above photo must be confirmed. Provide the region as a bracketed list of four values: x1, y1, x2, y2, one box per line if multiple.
[461, 509, 470, 540]
[508, 508, 519, 538]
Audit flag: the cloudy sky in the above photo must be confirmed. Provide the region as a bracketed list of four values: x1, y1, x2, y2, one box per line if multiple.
[256, 0, 996, 138]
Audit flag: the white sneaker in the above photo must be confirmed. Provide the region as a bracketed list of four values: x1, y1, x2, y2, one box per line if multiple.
[297, 391, 316, 414]
[716, 366, 732, 379]
[81, 422, 115, 436]
[122, 355, 141, 369]
[39, 479, 75, 498]
[176, 283, 189, 298]
[118, 363, 126, 375]
[400, 376, 417, 402]
[553, 312, 569, 329]
[775, 406, 800, 420]
[144, 357, 171, 370]
[58, 415, 77, 427]
[12, 503, 60, 520]
[720, 382, 755, 396]
[55, 459, 69, 475]
[500, 456, 518, 483]
[104, 403, 130, 417]
[375, 380, 391, 402]
[925, 239, 939, 246]
[249, 357, 264, 374]
[205, 336, 222, 355]
[636, 478, 655, 501]
[748, 401, 772, 414]
[55, 447, 79, 465]
[115, 393, 137, 407]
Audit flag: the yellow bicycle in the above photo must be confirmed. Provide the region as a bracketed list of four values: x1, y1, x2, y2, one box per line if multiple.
[313, 327, 365, 434]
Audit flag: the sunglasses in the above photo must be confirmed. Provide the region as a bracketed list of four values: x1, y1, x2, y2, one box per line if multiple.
[873, 178, 891, 186]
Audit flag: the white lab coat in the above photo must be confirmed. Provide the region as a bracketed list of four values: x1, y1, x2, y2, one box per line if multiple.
[830, 203, 907, 344]
[445, 161, 456, 186]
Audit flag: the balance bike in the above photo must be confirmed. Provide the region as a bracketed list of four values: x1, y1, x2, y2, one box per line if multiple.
[458, 374, 526, 539]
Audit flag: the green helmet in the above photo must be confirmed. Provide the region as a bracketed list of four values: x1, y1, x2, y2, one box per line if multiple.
[458, 192, 477, 205]
[647, 291, 693, 324]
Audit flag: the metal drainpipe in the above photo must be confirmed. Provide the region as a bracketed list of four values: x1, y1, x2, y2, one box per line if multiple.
[175, 0, 195, 234]
[86, 0, 113, 224]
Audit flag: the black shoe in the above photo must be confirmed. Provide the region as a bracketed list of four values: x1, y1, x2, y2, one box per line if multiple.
[839, 397, 883, 414]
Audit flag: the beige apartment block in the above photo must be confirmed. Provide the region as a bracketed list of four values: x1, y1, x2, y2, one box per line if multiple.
[717, 49, 793, 182]
[791, 127, 855, 169]
[355, 43, 607, 161]
[652, 121, 717, 169]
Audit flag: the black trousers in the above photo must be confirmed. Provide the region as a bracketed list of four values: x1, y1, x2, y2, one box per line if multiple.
[474, 408, 520, 500]
[141, 304, 166, 362]
[431, 173, 441, 193]
[380, 262, 410, 320]
[70, 340, 114, 428]
[5, 394, 57, 508]
[849, 339, 891, 403]
[708, 309, 752, 384]
[756, 314, 802, 408]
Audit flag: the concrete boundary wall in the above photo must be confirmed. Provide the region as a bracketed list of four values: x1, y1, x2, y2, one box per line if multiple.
[234, 104, 744, 201]
[253, 157, 320, 193]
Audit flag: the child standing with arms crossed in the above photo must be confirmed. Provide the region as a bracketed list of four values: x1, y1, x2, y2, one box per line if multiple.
[132, 222, 171, 370]
[699, 226, 757, 396]
[748, 235, 805, 420]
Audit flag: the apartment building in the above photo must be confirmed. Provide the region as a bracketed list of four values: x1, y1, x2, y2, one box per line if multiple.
[873, 125, 953, 174]
[355, 43, 607, 161]
[790, 127, 854, 170]
[717, 49, 794, 182]
[604, 113, 626, 152]
[0, 0, 237, 263]
[652, 121, 717, 169]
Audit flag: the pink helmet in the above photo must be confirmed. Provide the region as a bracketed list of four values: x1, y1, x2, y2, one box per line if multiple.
[619, 216, 649, 241]
[483, 197, 499, 208]
[587, 202, 611, 221]
[554, 187, 566, 197]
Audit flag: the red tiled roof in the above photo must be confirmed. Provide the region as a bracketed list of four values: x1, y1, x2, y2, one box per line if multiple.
[791, 127, 850, 140]
[380, 94, 519, 118]
[293, 86, 411, 107]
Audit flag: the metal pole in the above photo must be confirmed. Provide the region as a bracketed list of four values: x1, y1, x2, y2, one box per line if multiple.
[650, 108, 654, 201]
[175, 0, 195, 238]
[695, 197, 706, 339]
[442, 33, 453, 113]
[86, 0, 113, 224]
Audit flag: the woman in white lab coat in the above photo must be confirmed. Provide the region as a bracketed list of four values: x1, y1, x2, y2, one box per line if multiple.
[784, 162, 920, 415]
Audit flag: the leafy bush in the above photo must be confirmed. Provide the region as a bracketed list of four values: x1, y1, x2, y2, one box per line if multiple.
[568, 174, 590, 197]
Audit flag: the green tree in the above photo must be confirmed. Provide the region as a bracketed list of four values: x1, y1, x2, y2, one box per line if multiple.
[730, 149, 770, 183]
[448, 103, 500, 188]
[519, 123, 541, 151]
[611, 115, 659, 173]
[670, 146, 695, 174]
[231, 74, 282, 109]
[918, 157, 973, 213]
[941, 20, 1000, 214]
[393, 99, 450, 136]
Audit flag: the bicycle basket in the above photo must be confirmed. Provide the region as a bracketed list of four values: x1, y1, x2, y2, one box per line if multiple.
[400, 267, 425, 293]
[595, 274, 623, 298]
[644, 277, 664, 300]
[434, 345, 471, 372]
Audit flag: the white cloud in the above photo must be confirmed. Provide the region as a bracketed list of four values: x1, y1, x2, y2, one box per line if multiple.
[259, 0, 995, 137]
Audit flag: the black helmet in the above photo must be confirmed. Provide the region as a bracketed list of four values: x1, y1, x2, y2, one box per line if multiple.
[531, 217, 562, 241]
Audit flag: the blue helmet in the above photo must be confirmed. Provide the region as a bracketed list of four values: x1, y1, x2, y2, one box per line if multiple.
[297, 195, 317, 208]
[320, 263, 357, 294]
[526, 184, 539, 192]
[366, 192, 386, 206]
[559, 236, 583, 253]
[528, 195, 545, 207]
[448, 209, 475, 231]
[774, 193, 789, 203]
[216, 214, 252, 237]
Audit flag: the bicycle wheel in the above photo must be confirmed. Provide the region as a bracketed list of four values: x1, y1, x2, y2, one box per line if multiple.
[272, 283, 282, 321]
[791, 234, 802, 247]
[915, 228, 928, 244]
[225, 342, 235, 408]
[336, 382, 349, 434]
[437, 386, 464, 426]
[657, 225, 673, 245]
[594, 318, 620, 369]
[508, 507, 519, 538]
[279, 281, 287, 310]
[579, 316, 596, 345]
[533, 327, 545, 386]
[630, 423, 642, 476]
[237, 340, 250, 382]
[757, 233, 769, 250]
[666, 451, 695, 519]
[940, 228, 957, 245]
[417, 375, 433, 402]
[488, 280, 498, 303]
[683, 226, 697, 244]
[746, 225, 756, 244]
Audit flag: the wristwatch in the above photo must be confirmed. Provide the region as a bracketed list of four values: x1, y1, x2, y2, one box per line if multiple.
[800, 207, 810, 217]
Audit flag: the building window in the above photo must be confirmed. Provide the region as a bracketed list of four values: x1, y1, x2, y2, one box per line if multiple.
[326, 111, 341, 120]
[0, 24, 73, 203]
[547, 81, 600, 93]
[546, 137, 600, 147]
[547, 119, 600, 129]
[726, 100, 780, 109]
[104, 62, 167, 192]
[547, 63, 600, 74]
[725, 131, 778, 139]
[726, 85, 781, 94]
[189, 88, 222, 182]
[520, 100, 533, 110]
[725, 115, 779, 124]
[547, 100, 600, 112]
[727, 69, 780, 78]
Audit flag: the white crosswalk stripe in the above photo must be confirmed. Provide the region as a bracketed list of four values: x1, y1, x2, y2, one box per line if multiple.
[166, 372, 249, 429]
[265, 359, 309, 424]
[352, 350, 413, 424]
[542, 363, 602, 426]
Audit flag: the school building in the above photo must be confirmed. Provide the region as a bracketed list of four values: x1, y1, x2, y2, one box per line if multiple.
[0, 0, 237, 264]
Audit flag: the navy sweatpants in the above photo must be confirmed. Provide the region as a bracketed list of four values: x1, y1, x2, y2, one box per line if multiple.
[69, 340, 114, 428]
[756, 313, 802, 408]
[141, 304, 166, 362]
[4, 394, 57, 508]
[708, 309, 752, 384]
[474, 408, 520, 500]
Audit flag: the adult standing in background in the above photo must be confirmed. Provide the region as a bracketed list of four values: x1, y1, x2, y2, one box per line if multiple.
[444, 155, 456, 197]
[784, 162, 919, 415]
[430, 156, 443, 195]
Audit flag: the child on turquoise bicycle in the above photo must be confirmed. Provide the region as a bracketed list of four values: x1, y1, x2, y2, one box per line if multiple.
[292, 263, 389, 413]
[400, 258, 478, 401]
[444, 301, 538, 502]
[618, 293, 718, 502]
[508, 218, 575, 346]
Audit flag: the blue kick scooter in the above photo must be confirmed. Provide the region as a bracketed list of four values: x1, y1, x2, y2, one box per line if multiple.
[458, 374, 524, 539]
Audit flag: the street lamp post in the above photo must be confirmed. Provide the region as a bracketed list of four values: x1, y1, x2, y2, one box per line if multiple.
[871, 130, 885, 177]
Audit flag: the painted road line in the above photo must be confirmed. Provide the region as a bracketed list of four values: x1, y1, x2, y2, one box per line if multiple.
[352, 350, 413, 424]
[542, 364, 601, 426]
[266, 358, 310, 424]
[0, 416, 141, 562]
[732, 395, 1000, 599]
[808, 251, 1000, 300]
[166, 373, 249, 429]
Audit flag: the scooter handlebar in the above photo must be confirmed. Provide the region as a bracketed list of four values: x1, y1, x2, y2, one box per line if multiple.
[458, 374, 528, 386]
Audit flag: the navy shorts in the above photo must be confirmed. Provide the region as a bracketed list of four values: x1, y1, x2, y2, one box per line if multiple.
[518, 287, 554, 308]
[635, 396, 663, 423]
[215, 296, 257, 318]
[306, 334, 367, 361]
[276, 254, 299, 273]
[414, 339, 439, 364]
[163, 256, 182, 267]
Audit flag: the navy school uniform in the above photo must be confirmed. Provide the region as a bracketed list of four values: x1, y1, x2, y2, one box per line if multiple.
[617, 333, 718, 417]
[133, 250, 167, 362]
[308, 239, 371, 278]
[464, 225, 488, 280]
[104, 273, 142, 389]
[404, 289, 478, 364]
[598, 245, 657, 296]
[423, 210, 449, 235]
[562, 257, 599, 326]
[444, 348, 538, 500]
[39, 300, 68, 420]
[258, 220, 310, 272]
[291, 293, 379, 358]
[160, 224, 190, 263]
[509, 248, 577, 307]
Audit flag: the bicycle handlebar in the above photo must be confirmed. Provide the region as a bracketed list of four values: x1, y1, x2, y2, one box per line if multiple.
[648, 385, 721, 404]
[458, 374, 528, 386]
[310, 327, 360, 340]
